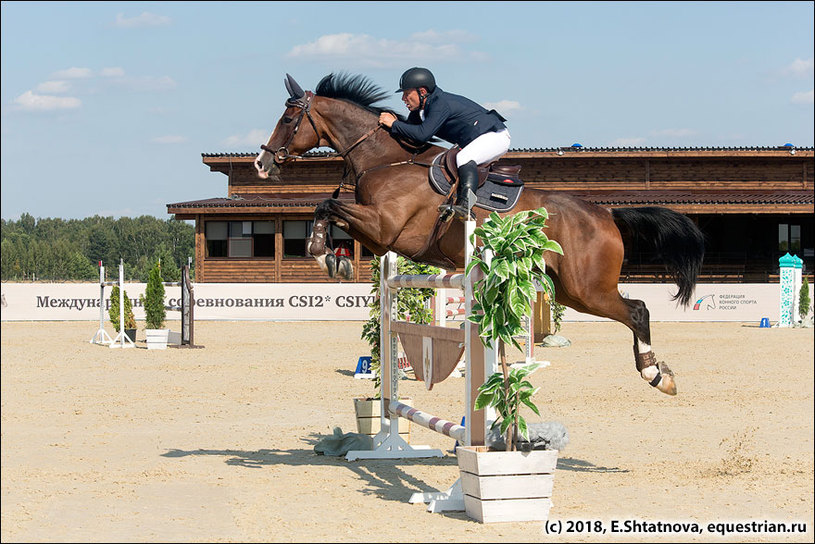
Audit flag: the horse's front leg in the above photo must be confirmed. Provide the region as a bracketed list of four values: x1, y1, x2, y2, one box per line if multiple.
[306, 218, 340, 278]
[307, 199, 389, 280]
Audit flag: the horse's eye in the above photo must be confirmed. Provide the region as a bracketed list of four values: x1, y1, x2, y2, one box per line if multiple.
[283, 117, 293, 124]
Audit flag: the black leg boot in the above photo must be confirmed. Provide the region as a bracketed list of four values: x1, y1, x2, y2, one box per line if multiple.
[450, 160, 478, 220]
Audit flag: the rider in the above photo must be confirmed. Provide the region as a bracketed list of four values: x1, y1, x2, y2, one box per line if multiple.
[379, 67, 510, 219]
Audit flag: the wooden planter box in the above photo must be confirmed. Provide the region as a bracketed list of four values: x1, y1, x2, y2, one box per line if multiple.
[353, 397, 410, 442]
[457, 445, 558, 523]
[145, 328, 170, 350]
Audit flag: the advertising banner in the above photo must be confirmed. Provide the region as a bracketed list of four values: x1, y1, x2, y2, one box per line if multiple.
[565, 283, 780, 322]
[1, 282, 377, 321]
[1, 282, 779, 323]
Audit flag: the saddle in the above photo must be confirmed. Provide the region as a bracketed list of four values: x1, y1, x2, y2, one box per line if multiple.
[428, 147, 524, 213]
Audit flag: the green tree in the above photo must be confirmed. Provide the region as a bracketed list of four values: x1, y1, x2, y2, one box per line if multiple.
[140, 261, 166, 329]
[1, 213, 194, 282]
[109, 285, 136, 332]
[799, 277, 811, 321]
[87, 225, 115, 266]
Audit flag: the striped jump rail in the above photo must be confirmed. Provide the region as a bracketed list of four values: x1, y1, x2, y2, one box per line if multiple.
[389, 401, 466, 442]
[387, 273, 464, 290]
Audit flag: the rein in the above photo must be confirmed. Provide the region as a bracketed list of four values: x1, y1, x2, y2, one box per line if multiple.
[260, 91, 439, 197]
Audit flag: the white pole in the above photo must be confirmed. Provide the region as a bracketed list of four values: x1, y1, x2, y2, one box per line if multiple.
[89, 261, 113, 345]
[110, 259, 135, 349]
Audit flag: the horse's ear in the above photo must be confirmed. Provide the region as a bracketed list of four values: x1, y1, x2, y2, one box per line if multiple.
[285, 73, 305, 99]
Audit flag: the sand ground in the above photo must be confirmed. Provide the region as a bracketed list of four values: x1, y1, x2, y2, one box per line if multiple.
[1, 320, 813, 543]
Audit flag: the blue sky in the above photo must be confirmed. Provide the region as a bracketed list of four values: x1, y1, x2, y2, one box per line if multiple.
[2, 1, 813, 221]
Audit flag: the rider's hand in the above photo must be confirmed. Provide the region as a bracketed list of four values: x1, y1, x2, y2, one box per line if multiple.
[379, 112, 396, 128]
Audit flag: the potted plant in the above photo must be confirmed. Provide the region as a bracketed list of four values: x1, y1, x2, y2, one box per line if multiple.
[356, 255, 440, 441]
[799, 277, 811, 324]
[457, 208, 565, 523]
[140, 261, 167, 349]
[109, 284, 137, 342]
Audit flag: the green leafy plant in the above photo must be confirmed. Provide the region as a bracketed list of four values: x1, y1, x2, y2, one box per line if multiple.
[551, 301, 566, 334]
[468, 209, 563, 451]
[799, 277, 811, 321]
[140, 261, 166, 330]
[361, 255, 440, 396]
[108, 285, 136, 332]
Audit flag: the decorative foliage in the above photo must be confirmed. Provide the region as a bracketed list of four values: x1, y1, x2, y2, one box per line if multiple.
[468, 208, 563, 451]
[108, 285, 136, 332]
[140, 261, 166, 330]
[800, 277, 811, 320]
[466, 209, 563, 351]
[475, 362, 542, 443]
[551, 301, 566, 334]
[361, 255, 440, 396]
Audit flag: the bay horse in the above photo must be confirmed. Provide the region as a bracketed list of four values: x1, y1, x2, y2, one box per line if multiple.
[255, 73, 705, 396]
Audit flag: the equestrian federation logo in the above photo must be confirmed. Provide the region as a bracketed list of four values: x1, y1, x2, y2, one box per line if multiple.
[693, 294, 715, 310]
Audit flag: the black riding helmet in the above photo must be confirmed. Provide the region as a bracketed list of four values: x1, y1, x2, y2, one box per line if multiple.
[396, 67, 436, 93]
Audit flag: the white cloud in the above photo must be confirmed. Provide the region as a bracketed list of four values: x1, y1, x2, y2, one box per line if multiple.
[782, 57, 814, 78]
[52, 67, 92, 79]
[100, 67, 126, 77]
[114, 12, 171, 28]
[13, 90, 81, 111]
[151, 135, 187, 144]
[482, 100, 521, 114]
[611, 137, 646, 147]
[287, 32, 482, 67]
[36, 80, 71, 93]
[791, 89, 814, 105]
[651, 128, 697, 138]
[222, 129, 270, 148]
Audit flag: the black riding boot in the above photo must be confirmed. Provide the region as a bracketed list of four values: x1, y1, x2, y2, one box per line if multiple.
[449, 160, 478, 219]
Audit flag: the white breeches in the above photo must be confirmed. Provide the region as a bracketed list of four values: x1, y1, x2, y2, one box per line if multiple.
[456, 129, 511, 168]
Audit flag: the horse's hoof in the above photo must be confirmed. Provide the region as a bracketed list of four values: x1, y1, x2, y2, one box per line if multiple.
[336, 257, 354, 280]
[656, 362, 677, 396]
[325, 253, 337, 279]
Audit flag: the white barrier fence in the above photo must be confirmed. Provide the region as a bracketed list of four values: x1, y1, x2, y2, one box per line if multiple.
[1, 282, 783, 322]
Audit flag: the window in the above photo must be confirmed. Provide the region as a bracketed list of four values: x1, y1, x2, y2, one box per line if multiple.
[206, 222, 228, 257]
[253, 221, 275, 257]
[205, 220, 275, 258]
[228, 221, 252, 257]
[283, 220, 312, 257]
[779, 224, 801, 253]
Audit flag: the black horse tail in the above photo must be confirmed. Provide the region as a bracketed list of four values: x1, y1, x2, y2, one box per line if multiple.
[612, 207, 705, 307]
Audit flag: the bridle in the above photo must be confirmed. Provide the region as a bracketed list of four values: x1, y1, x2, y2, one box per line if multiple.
[259, 89, 432, 196]
[260, 91, 321, 164]
[260, 90, 383, 166]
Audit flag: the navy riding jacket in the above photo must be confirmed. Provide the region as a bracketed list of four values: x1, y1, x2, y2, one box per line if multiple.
[389, 87, 507, 148]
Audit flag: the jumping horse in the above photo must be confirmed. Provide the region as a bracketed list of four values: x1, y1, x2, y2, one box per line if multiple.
[255, 73, 705, 396]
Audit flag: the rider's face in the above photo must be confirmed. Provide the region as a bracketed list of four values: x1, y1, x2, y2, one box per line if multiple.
[401, 89, 423, 111]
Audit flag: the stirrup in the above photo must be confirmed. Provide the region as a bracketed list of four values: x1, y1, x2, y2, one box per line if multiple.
[450, 204, 474, 221]
[438, 203, 455, 223]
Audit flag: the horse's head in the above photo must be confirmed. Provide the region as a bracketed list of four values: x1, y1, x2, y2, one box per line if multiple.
[255, 74, 323, 180]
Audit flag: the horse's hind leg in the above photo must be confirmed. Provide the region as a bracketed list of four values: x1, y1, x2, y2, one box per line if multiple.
[622, 298, 677, 396]
[558, 289, 677, 395]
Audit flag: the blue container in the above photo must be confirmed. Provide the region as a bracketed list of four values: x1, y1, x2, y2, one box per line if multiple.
[760, 317, 770, 328]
